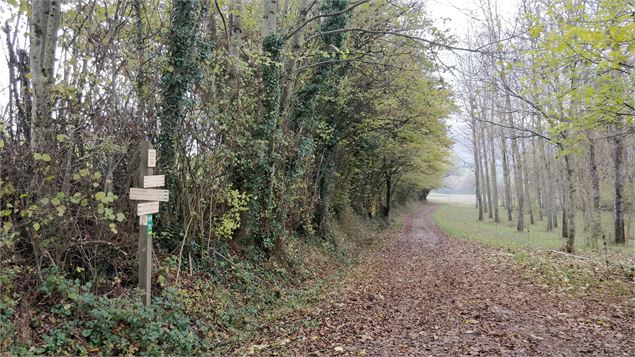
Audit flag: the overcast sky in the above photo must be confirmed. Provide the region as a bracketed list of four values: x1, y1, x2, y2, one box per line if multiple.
[427, 0, 517, 170]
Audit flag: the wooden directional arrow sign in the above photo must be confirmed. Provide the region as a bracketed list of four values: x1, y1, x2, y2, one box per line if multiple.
[129, 188, 169, 202]
[137, 201, 160, 216]
[143, 175, 165, 188]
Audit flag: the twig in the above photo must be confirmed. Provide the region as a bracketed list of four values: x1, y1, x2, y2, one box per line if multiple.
[176, 215, 195, 284]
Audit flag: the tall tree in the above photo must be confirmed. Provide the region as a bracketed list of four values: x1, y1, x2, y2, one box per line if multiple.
[29, 0, 62, 151]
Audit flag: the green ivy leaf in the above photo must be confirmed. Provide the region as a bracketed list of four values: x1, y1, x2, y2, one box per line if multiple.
[95, 192, 106, 201]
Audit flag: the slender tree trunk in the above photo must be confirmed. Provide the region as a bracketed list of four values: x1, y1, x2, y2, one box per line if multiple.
[505, 91, 524, 232]
[229, 0, 243, 96]
[500, 124, 513, 222]
[588, 139, 601, 248]
[480, 124, 493, 218]
[531, 136, 543, 221]
[383, 172, 391, 218]
[263, 0, 277, 37]
[521, 137, 534, 225]
[470, 111, 483, 221]
[557, 156, 568, 239]
[613, 134, 626, 244]
[133, 0, 146, 121]
[29, 0, 62, 151]
[550, 145, 558, 229]
[17, 50, 32, 142]
[280, 0, 308, 115]
[538, 138, 554, 231]
[488, 122, 499, 223]
[563, 153, 576, 253]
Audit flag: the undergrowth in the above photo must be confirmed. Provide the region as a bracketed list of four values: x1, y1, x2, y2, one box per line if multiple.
[0, 203, 416, 355]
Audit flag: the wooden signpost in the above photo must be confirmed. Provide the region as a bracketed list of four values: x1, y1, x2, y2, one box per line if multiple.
[130, 141, 167, 306]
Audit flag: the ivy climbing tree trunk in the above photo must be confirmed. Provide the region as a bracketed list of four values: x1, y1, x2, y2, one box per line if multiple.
[280, 0, 351, 239]
[243, 0, 285, 248]
[158, 0, 205, 247]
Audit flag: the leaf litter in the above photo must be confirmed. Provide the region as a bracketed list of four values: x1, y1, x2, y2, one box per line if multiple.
[238, 205, 634, 356]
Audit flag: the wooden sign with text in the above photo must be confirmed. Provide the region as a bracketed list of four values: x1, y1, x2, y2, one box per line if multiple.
[143, 175, 165, 188]
[129, 188, 169, 202]
[147, 149, 157, 168]
[137, 201, 160, 216]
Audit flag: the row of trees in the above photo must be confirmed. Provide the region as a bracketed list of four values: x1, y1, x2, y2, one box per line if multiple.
[0, 0, 452, 288]
[459, 0, 633, 252]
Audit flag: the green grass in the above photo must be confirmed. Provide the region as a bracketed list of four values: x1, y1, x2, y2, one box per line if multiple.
[433, 203, 634, 257]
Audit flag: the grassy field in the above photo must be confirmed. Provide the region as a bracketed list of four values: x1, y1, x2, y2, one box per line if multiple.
[431, 195, 634, 258]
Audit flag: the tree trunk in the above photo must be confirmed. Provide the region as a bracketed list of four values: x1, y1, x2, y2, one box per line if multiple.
[480, 124, 493, 218]
[470, 106, 483, 221]
[539, 138, 554, 231]
[500, 125, 513, 222]
[29, 0, 62, 151]
[557, 156, 567, 239]
[263, 0, 277, 38]
[488, 122, 499, 223]
[280, 0, 308, 115]
[133, 0, 146, 120]
[521, 137, 534, 225]
[613, 134, 626, 244]
[383, 173, 391, 218]
[531, 136, 543, 221]
[17, 50, 32, 142]
[588, 139, 601, 248]
[563, 153, 576, 253]
[504, 91, 524, 232]
[229, 0, 243, 95]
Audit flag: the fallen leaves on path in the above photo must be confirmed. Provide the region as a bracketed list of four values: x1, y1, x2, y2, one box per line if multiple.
[237, 205, 635, 356]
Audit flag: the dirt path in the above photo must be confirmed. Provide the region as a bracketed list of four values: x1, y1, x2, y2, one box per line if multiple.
[244, 205, 634, 356]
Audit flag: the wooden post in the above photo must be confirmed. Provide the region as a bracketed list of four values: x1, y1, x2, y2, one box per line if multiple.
[131, 141, 165, 306]
[138, 140, 153, 306]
